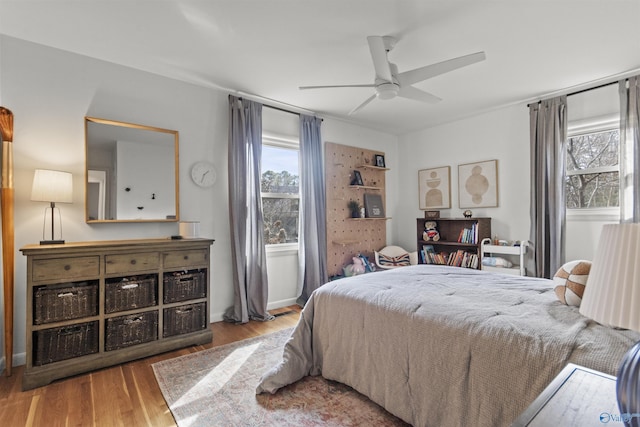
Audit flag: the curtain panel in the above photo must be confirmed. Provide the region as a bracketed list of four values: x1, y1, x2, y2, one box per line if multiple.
[225, 95, 273, 323]
[297, 115, 328, 305]
[529, 96, 568, 278]
[619, 76, 640, 223]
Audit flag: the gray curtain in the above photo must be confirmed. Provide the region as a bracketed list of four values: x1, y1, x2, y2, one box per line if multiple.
[225, 95, 273, 323]
[297, 114, 328, 305]
[619, 76, 640, 223]
[529, 96, 568, 278]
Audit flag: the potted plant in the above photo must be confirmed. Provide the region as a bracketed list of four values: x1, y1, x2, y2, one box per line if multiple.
[347, 200, 361, 218]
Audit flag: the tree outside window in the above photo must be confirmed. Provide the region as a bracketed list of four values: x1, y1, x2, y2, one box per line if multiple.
[261, 143, 299, 244]
[565, 128, 619, 209]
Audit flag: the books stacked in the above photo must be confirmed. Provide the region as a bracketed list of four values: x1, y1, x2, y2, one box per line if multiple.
[457, 224, 479, 244]
[421, 246, 479, 269]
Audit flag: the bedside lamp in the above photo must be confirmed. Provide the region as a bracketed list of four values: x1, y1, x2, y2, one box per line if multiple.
[579, 223, 640, 425]
[30, 169, 73, 244]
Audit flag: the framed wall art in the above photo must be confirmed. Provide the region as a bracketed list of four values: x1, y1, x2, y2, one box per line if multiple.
[364, 193, 385, 218]
[351, 170, 364, 186]
[458, 159, 498, 208]
[374, 154, 386, 168]
[418, 166, 451, 210]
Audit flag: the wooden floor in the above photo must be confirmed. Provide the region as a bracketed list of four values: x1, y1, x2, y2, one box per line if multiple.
[0, 305, 301, 427]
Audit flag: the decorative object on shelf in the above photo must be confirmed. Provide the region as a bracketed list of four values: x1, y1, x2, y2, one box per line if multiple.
[422, 221, 440, 241]
[347, 200, 361, 218]
[360, 207, 366, 218]
[579, 223, 640, 423]
[190, 161, 217, 188]
[458, 159, 498, 208]
[351, 170, 364, 186]
[425, 210, 440, 219]
[30, 169, 73, 245]
[179, 221, 200, 238]
[419, 166, 451, 210]
[0, 106, 14, 376]
[364, 193, 384, 218]
[374, 154, 385, 168]
[463, 209, 473, 218]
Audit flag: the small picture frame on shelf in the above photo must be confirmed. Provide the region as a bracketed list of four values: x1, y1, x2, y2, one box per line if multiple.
[351, 170, 364, 186]
[364, 193, 385, 218]
[374, 154, 386, 168]
[425, 210, 440, 219]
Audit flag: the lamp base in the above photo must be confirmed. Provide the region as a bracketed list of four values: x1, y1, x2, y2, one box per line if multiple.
[39, 239, 65, 245]
[617, 340, 640, 427]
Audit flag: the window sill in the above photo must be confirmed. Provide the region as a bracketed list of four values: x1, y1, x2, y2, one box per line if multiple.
[265, 242, 299, 255]
[566, 208, 620, 222]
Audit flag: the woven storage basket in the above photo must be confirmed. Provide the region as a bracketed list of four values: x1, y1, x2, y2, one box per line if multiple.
[163, 302, 207, 337]
[105, 311, 158, 351]
[105, 275, 157, 313]
[163, 270, 206, 303]
[34, 321, 99, 366]
[34, 281, 98, 325]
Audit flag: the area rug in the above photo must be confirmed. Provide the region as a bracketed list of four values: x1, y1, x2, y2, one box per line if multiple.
[152, 328, 409, 426]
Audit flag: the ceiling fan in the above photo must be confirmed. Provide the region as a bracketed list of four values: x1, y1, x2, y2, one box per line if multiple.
[299, 36, 486, 115]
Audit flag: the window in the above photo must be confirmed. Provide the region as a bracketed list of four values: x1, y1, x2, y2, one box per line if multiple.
[261, 137, 300, 245]
[565, 124, 619, 210]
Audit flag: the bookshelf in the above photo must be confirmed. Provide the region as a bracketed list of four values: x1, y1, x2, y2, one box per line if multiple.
[416, 217, 491, 270]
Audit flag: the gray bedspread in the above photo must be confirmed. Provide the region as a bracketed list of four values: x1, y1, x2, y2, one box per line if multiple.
[256, 265, 639, 427]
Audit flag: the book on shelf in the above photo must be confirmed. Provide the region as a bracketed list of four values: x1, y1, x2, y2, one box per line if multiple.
[457, 223, 478, 244]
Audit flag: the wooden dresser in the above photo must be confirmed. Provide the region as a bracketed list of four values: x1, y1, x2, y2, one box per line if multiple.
[20, 238, 214, 390]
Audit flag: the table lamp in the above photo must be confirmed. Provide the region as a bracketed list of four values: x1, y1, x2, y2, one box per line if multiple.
[579, 223, 640, 425]
[30, 169, 73, 244]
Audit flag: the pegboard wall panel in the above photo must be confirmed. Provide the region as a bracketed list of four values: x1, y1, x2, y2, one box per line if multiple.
[325, 142, 388, 277]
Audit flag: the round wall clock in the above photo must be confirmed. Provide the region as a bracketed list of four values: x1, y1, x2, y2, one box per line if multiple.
[190, 161, 217, 187]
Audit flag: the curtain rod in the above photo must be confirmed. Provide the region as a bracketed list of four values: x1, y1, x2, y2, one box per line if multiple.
[232, 91, 320, 118]
[526, 79, 621, 107]
[526, 71, 640, 107]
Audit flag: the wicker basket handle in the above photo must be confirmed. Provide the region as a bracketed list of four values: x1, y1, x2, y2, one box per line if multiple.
[120, 283, 139, 290]
[57, 292, 77, 298]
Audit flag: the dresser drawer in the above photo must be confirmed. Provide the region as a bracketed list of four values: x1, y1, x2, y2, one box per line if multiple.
[163, 249, 208, 269]
[32, 256, 100, 282]
[105, 252, 160, 274]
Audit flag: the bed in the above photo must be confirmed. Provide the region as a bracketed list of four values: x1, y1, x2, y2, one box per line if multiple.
[256, 265, 640, 427]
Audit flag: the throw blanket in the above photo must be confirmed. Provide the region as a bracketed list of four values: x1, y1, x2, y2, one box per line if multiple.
[257, 265, 639, 427]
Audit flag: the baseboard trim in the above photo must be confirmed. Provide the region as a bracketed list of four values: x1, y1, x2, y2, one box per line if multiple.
[210, 298, 299, 323]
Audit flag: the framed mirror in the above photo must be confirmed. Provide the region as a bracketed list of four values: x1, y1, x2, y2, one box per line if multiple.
[85, 117, 179, 223]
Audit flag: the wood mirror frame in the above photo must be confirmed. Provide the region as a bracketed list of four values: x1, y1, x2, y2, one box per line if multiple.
[85, 117, 179, 223]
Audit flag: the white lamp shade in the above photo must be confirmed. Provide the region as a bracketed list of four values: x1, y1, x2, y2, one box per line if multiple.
[579, 223, 640, 332]
[30, 169, 73, 203]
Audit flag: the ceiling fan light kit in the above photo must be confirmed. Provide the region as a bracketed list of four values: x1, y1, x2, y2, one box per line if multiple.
[299, 35, 486, 115]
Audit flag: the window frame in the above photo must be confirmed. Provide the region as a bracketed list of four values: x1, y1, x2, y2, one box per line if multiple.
[565, 115, 620, 221]
[261, 134, 300, 252]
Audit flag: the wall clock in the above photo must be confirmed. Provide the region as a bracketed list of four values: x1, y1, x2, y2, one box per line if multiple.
[190, 161, 217, 187]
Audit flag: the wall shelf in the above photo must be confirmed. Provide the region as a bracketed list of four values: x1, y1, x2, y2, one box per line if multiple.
[349, 185, 382, 190]
[332, 239, 360, 246]
[355, 164, 389, 171]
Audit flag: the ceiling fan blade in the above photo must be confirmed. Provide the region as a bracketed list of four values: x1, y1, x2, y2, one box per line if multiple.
[397, 51, 486, 86]
[398, 85, 442, 104]
[348, 94, 377, 115]
[367, 36, 393, 82]
[299, 84, 375, 90]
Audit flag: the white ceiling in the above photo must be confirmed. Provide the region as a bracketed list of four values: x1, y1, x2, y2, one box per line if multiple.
[1, 0, 640, 135]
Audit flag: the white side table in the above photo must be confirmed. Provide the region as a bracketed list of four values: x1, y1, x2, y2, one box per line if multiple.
[511, 363, 626, 426]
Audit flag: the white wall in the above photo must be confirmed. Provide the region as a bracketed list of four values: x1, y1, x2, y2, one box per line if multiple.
[395, 105, 531, 251]
[0, 35, 398, 367]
